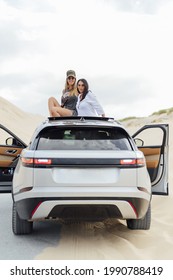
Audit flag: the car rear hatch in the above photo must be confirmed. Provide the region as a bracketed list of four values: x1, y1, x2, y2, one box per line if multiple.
[31, 125, 145, 191]
[32, 149, 139, 189]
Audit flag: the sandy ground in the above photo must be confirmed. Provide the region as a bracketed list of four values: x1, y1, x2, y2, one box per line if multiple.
[1, 96, 173, 260]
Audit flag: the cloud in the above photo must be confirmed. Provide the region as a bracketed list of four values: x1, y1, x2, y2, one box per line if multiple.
[0, 0, 173, 119]
[3, 0, 55, 12]
[105, 0, 172, 14]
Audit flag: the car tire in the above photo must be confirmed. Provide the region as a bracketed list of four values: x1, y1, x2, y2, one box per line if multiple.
[12, 202, 33, 235]
[126, 203, 151, 230]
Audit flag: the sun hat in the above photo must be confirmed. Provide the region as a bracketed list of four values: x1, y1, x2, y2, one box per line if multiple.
[66, 70, 76, 79]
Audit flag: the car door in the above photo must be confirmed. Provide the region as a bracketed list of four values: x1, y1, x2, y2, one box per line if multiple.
[132, 124, 169, 195]
[0, 124, 26, 193]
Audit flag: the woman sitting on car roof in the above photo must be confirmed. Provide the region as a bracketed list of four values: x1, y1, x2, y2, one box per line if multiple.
[48, 70, 78, 117]
[76, 78, 105, 117]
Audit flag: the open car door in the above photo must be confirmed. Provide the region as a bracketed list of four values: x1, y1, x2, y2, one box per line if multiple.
[0, 124, 26, 193]
[132, 124, 169, 195]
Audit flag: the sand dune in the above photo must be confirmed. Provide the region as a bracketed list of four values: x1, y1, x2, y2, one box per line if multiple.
[1, 97, 173, 259]
[0, 96, 45, 144]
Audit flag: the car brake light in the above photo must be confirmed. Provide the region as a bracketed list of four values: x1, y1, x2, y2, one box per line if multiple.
[34, 159, 52, 165]
[22, 158, 52, 167]
[120, 158, 145, 166]
[120, 159, 136, 165]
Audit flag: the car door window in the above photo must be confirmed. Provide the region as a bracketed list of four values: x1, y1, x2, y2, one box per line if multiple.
[134, 127, 163, 182]
[134, 127, 163, 146]
[133, 125, 168, 196]
[0, 128, 15, 167]
[0, 127, 23, 183]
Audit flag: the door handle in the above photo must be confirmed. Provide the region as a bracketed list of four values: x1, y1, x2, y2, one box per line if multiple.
[5, 149, 17, 154]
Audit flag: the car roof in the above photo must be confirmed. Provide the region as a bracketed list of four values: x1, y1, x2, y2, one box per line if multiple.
[42, 116, 124, 129]
[31, 117, 126, 140]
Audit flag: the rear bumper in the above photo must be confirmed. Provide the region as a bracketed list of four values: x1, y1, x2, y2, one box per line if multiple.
[15, 195, 151, 221]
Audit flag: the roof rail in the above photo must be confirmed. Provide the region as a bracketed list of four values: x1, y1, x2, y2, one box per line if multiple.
[48, 116, 115, 121]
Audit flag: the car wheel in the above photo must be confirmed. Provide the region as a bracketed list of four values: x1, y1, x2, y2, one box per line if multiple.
[12, 202, 33, 235]
[126, 203, 151, 230]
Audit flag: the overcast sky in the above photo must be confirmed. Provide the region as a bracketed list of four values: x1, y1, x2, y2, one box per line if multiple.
[0, 0, 173, 119]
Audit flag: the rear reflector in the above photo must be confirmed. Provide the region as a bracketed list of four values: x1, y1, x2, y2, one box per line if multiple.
[128, 202, 138, 218]
[19, 187, 33, 193]
[31, 202, 42, 218]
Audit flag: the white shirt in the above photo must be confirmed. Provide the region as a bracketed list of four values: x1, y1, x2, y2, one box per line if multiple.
[76, 91, 105, 116]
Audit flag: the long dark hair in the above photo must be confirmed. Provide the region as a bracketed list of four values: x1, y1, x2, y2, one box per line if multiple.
[77, 79, 89, 101]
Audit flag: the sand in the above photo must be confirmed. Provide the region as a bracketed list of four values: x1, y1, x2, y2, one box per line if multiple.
[0, 96, 45, 144]
[1, 96, 173, 260]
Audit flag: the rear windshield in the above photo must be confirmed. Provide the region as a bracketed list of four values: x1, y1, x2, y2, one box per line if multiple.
[36, 127, 132, 151]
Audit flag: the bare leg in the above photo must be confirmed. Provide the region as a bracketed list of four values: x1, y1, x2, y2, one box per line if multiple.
[48, 97, 73, 117]
[48, 97, 60, 116]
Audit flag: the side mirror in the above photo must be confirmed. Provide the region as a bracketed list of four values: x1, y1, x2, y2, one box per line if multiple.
[134, 138, 144, 147]
[6, 137, 13, 145]
[6, 137, 22, 147]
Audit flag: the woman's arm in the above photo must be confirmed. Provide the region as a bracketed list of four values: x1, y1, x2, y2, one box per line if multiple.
[87, 91, 105, 116]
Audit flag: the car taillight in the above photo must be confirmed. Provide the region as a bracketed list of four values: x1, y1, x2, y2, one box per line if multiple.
[21, 158, 34, 167]
[34, 159, 52, 165]
[120, 158, 145, 167]
[22, 158, 52, 167]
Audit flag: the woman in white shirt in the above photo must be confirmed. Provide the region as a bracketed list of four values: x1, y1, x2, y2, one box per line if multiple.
[76, 79, 105, 117]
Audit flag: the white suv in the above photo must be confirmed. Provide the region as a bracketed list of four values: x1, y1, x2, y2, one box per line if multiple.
[10, 116, 169, 234]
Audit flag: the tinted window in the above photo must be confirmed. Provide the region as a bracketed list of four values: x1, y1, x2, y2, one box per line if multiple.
[36, 127, 132, 151]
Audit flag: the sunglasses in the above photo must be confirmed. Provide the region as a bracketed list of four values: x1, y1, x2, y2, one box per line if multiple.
[78, 84, 85, 87]
[68, 77, 75, 80]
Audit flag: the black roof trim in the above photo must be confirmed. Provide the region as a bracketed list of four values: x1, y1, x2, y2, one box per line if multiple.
[48, 116, 115, 122]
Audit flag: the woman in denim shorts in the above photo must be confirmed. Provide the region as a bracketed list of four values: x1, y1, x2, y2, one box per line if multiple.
[48, 70, 78, 117]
